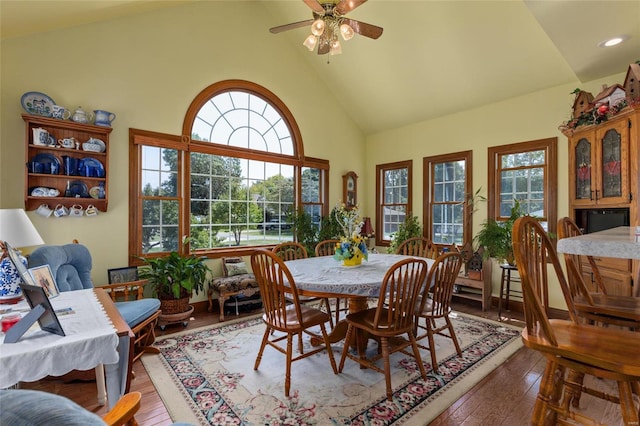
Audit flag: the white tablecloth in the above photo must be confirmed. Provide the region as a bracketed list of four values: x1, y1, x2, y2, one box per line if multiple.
[285, 253, 435, 297]
[0, 289, 118, 388]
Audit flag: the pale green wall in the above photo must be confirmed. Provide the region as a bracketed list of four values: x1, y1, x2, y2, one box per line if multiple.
[0, 2, 364, 300]
[365, 72, 627, 308]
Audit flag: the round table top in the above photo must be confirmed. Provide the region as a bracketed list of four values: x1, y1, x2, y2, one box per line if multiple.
[285, 253, 435, 297]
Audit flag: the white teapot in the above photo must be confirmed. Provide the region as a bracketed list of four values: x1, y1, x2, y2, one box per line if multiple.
[71, 106, 94, 124]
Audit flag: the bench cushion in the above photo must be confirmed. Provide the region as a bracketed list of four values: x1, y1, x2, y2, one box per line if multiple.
[115, 298, 161, 328]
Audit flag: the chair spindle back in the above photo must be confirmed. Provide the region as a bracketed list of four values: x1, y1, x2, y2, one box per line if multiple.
[395, 237, 439, 259]
[273, 242, 308, 261]
[251, 249, 303, 332]
[512, 216, 578, 345]
[315, 239, 340, 257]
[421, 252, 464, 317]
[374, 258, 428, 331]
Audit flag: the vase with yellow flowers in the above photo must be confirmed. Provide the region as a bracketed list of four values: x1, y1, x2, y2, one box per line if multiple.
[332, 203, 369, 266]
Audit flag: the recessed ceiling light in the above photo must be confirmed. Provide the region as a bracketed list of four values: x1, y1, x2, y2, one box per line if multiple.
[598, 35, 630, 48]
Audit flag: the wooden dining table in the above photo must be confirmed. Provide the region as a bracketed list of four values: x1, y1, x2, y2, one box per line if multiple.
[556, 225, 640, 326]
[285, 253, 435, 343]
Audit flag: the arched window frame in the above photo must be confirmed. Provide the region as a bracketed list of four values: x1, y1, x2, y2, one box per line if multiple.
[129, 80, 328, 262]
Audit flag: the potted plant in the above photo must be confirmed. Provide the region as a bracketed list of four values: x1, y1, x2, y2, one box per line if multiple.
[474, 200, 524, 265]
[387, 213, 422, 253]
[138, 248, 211, 316]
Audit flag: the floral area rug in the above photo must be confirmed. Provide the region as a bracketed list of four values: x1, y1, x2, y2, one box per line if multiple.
[141, 311, 522, 425]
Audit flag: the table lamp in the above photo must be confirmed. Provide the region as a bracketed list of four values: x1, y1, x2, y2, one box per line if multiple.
[0, 209, 45, 303]
[360, 217, 375, 250]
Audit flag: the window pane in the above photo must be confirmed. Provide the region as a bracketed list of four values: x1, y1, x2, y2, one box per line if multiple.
[383, 205, 406, 240]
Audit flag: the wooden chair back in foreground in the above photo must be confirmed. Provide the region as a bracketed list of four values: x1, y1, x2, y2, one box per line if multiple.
[250, 249, 337, 397]
[338, 257, 429, 401]
[315, 239, 348, 324]
[512, 216, 640, 425]
[102, 391, 142, 426]
[414, 251, 464, 374]
[272, 241, 308, 260]
[395, 237, 439, 259]
[557, 216, 607, 295]
[558, 216, 640, 330]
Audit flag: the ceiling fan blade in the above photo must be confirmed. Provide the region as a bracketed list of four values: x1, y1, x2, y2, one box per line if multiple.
[303, 0, 325, 15]
[341, 18, 383, 39]
[317, 32, 331, 55]
[269, 19, 313, 34]
[335, 0, 367, 15]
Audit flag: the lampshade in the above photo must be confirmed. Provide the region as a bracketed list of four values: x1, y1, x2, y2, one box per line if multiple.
[303, 34, 318, 51]
[360, 217, 374, 238]
[0, 209, 44, 302]
[0, 209, 45, 248]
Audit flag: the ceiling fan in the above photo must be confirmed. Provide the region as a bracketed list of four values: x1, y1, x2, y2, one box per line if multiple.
[269, 0, 383, 55]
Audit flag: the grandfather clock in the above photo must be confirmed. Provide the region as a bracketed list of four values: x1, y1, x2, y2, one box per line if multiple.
[342, 171, 358, 208]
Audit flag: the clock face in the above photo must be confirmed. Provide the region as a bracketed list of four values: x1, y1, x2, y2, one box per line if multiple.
[347, 176, 355, 191]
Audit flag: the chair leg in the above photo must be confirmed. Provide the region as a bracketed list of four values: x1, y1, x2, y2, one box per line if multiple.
[408, 330, 427, 381]
[426, 321, 439, 374]
[338, 325, 354, 372]
[319, 322, 338, 374]
[532, 359, 562, 426]
[380, 336, 393, 401]
[285, 333, 293, 397]
[617, 380, 640, 426]
[254, 326, 270, 370]
[445, 316, 462, 356]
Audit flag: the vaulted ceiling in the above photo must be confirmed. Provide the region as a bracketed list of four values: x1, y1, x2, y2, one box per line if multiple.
[2, 1, 638, 135]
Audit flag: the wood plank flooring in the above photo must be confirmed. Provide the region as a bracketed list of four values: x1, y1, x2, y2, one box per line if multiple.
[18, 300, 623, 425]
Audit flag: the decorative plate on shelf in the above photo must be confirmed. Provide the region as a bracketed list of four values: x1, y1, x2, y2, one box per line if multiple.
[68, 180, 89, 198]
[21, 92, 56, 117]
[89, 186, 101, 199]
[81, 158, 105, 178]
[30, 187, 60, 197]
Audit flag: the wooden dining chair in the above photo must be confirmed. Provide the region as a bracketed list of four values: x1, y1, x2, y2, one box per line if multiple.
[558, 217, 640, 330]
[315, 239, 349, 324]
[338, 257, 429, 401]
[273, 242, 334, 328]
[251, 249, 338, 397]
[512, 216, 640, 425]
[414, 251, 464, 374]
[395, 237, 439, 259]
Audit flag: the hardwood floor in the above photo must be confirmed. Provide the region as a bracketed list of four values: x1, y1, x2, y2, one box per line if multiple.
[18, 299, 622, 425]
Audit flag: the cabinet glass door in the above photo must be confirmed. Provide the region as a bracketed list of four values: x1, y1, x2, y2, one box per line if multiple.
[600, 128, 622, 198]
[574, 137, 592, 200]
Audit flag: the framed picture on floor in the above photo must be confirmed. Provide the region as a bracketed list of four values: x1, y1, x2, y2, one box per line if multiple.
[108, 266, 138, 284]
[28, 264, 59, 298]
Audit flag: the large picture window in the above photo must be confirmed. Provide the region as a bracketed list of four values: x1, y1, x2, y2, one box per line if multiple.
[375, 160, 412, 246]
[423, 151, 472, 248]
[129, 80, 328, 260]
[488, 138, 557, 234]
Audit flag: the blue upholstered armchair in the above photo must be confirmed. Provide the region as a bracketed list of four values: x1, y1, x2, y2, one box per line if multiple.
[28, 244, 161, 367]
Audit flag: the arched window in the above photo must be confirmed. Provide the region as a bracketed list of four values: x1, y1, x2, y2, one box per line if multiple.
[129, 80, 328, 260]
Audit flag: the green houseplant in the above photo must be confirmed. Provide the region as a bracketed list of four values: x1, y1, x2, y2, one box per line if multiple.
[139, 249, 211, 315]
[387, 213, 422, 253]
[474, 200, 524, 265]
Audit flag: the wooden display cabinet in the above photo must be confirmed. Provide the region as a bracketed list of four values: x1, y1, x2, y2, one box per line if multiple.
[567, 105, 640, 296]
[23, 114, 111, 212]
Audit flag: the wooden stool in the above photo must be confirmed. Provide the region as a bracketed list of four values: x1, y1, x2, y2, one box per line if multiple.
[498, 264, 522, 320]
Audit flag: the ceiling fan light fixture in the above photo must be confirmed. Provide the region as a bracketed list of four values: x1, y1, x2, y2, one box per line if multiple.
[303, 34, 318, 51]
[311, 19, 325, 36]
[340, 23, 354, 40]
[329, 39, 342, 55]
